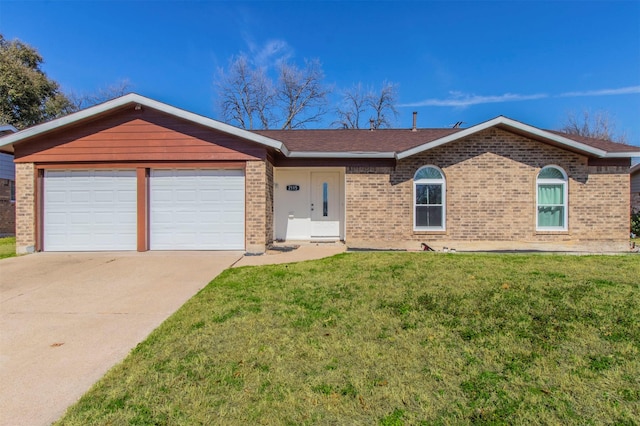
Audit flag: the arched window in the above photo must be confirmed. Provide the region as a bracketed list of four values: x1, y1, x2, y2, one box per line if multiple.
[414, 166, 445, 230]
[537, 165, 568, 230]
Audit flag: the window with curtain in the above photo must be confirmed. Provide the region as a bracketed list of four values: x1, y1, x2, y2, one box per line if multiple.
[414, 166, 445, 230]
[537, 166, 567, 230]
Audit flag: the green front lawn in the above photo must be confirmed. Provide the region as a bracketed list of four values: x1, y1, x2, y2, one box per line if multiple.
[0, 236, 16, 259]
[57, 253, 640, 425]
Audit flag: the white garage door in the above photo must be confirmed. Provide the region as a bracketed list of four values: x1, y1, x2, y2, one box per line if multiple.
[150, 169, 245, 250]
[44, 170, 137, 251]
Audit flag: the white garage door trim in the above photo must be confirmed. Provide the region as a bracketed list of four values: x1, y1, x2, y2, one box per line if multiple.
[44, 169, 137, 251]
[149, 169, 245, 250]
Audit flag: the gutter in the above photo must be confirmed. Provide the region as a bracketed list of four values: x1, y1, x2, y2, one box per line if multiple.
[287, 151, 396, 159]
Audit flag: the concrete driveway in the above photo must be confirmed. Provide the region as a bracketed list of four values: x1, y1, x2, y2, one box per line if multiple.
[0, 251, 242, 426]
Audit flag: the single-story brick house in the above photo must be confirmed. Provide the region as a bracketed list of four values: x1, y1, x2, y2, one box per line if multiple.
[632, 163, 640, 213]
[0, 93, 637, 254]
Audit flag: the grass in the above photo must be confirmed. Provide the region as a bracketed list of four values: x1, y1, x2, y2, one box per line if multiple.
[56, 253, 640, 425]
[0, 236, 16, 259]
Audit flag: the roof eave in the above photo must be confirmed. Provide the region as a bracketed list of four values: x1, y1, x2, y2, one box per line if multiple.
[0, 125, 19, 153]
[602, 151, 640, 158]
[287, 151, 396, 159]
[0, 125, 18, 133]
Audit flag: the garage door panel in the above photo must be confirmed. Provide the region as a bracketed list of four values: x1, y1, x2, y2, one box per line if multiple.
[70, 190, 91, 203]
[177, 190, 197, 202]
[150, 169, 245, 250]
[200, 189, 221, 201]
[152, 189, 173, 202]
[175, 211, 197, 224]
[69, 211, 92, 223]
[94, 212, 116, 224]
[93, 190, 116, 203]
[44, 170, 137, 251]
[116, 211, 136, 223]
[46, 190, 68, 203]
[223, 189, 244, 201]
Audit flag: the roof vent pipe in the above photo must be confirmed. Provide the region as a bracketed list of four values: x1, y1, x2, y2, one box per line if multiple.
[369, 118, 375, 131]
[412, 112, 417, 132]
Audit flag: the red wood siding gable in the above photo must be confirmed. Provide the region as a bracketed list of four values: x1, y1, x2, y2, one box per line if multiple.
[13, 107, 268, 163]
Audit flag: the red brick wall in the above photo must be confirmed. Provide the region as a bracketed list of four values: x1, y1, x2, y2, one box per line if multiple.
[346, 128, 630, 252]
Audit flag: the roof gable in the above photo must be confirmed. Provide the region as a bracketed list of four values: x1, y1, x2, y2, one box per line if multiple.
[13, 107, 272, 163]
[396, 116, 639, 159]
[0, 93, 286, 155]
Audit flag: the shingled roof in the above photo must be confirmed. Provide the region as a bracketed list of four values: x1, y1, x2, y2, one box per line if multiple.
[256, 116, 640, 159]
[544, 130, 639, 153]
[254, 128, 461, 153]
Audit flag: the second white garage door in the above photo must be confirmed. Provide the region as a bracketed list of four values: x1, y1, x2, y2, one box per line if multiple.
[150, 169, 245, 250]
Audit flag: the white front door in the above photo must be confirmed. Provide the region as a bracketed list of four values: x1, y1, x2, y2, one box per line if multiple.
[274, 169, 344, 241]
[310, 172, 340, 238]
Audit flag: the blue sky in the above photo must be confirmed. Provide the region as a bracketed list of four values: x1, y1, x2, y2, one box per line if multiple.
[1, 1, 639, 146]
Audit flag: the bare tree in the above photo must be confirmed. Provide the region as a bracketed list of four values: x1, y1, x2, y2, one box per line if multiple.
[369, 81, 398, 129]
[68, 79, 131, 111]
[560, 110, 628, 143]
[277, 59, 329, 130]
[215, 55, 274, 130]
[333, 83, 368, 129]
[215, 55, 329, 130]
[253, 69, 276, 129]
[333, 81, 399, 129]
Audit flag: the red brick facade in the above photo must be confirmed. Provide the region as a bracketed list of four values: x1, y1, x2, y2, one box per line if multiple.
[346, 129, 630, 252]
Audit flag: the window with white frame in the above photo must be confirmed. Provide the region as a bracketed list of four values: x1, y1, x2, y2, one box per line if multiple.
[414, 166, 445, 230]
[536, 166, 567, 230]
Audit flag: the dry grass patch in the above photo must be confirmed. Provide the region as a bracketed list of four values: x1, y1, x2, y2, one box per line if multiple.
[57, 253, 640, 425]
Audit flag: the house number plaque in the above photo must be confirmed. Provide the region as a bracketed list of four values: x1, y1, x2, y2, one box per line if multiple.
[286, 185, 300, 191]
